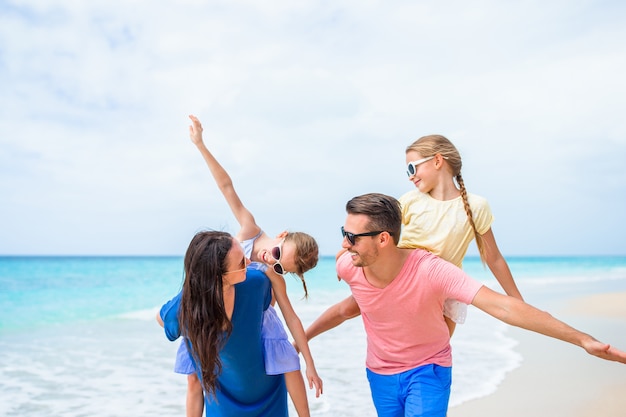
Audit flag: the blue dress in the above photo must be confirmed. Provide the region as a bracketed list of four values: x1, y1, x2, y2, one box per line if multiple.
[172, 231, 300, 376]
[160, 269, 288, 416]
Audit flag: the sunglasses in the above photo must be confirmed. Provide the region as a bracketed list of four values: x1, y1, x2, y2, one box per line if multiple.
[270, 239, 287, 275]
[341, 226, 384, 245]
[406, 156, 435, 177]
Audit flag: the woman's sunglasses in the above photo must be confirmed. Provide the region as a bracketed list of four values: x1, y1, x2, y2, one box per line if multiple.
[406, 156, 435, 177]
[341, 226, 384, 245]
[270, 239, 287, 275]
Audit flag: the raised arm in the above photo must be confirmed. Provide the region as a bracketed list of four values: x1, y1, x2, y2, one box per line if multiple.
[482, 228, 523, 300]
[267, 270, 323, 397]
[188, 115, 260, 240]
[471, 286, 626, 363]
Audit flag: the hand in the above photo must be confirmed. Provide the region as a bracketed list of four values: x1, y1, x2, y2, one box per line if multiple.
[305, 367, 323, 398]
[582, 337, 626, 364]
[188, 114, 204, 146]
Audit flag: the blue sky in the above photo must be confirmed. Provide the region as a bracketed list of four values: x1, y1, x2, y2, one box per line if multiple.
[1, 1, 625, 256]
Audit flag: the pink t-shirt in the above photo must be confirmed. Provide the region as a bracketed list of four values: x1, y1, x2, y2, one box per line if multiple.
[337, 249, 483, 375]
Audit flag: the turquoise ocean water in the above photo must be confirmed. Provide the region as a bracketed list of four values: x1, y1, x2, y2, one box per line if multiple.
[2, 255, 626, 416]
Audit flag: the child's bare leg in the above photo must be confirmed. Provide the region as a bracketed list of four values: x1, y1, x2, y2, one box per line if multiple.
[285, 370, 310, 417]
[445, 315, 456, 337]
[186, 373, 204, 417]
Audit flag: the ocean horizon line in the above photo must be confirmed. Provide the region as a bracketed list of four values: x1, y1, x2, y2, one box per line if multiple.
[2, 253, 626, 259]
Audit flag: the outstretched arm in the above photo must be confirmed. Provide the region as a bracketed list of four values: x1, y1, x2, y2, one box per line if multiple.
[472, 286, 626, 363]
[268, 271, 323, 397]
[482, 228, 523, 300]
[188, 115, 260, 240]
[305, 295, 361, 342]
[305, 249, 361, 339]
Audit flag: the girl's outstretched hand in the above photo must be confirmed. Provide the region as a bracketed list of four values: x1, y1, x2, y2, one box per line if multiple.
[188, 114, 203, 146]
[305, 367, 323, 398]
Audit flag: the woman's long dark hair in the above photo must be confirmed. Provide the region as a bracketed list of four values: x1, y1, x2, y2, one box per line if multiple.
[179, 230, 234, 398]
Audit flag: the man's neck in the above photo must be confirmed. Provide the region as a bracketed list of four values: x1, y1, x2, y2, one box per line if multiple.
[362, 248, 412, 289]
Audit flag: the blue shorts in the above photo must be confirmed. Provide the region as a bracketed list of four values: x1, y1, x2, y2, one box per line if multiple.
[366, 364, 452, 417]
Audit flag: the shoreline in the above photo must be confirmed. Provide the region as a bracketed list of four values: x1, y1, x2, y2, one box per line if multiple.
[448, 291, 626, 417]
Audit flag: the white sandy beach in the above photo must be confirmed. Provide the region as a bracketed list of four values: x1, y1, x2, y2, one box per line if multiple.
[448, 291, 626, 417]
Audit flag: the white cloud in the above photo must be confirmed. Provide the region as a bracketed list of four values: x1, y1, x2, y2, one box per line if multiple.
[1, 0, 625, 256]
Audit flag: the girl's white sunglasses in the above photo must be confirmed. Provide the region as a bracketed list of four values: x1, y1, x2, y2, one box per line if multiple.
[406, 156, 434, 177]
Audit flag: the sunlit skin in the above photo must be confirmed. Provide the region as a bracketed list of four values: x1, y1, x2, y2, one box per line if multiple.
[254, 236, 300, 275]
[341, 215, 380, 269]
[406, 150, 460, 200]
[222, 240, 250, 286]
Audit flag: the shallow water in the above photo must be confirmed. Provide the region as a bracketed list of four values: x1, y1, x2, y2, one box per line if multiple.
[2, 255, 625, 416]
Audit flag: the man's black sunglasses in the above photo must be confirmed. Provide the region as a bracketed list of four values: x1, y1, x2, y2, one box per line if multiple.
[341, 226, 385, 245]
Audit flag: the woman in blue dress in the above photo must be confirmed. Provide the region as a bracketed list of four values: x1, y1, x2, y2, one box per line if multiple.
[167, 115, 322, 417]
[158, 230, 289, 416]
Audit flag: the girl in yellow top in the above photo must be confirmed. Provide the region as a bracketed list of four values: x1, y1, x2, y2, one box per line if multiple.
[400, 134, 523, 334]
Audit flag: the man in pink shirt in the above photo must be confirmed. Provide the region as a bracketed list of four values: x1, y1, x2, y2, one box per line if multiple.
[305, 193, 626, 417]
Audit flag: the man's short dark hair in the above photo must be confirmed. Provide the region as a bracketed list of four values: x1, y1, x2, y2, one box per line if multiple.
[345, 193, 402, 245]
